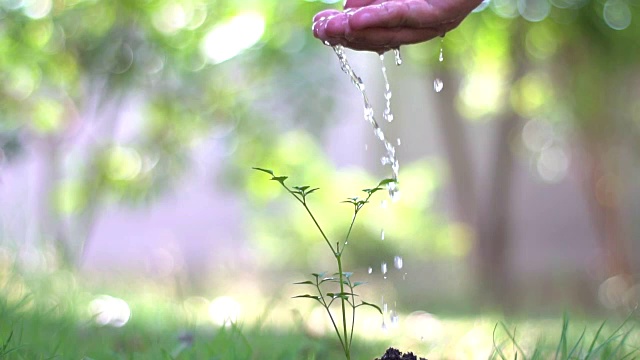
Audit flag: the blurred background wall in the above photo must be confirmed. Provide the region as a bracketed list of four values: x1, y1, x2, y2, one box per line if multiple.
[1, 0, 640, 314]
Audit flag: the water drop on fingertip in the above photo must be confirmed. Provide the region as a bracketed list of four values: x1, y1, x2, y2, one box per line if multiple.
[393, 48, 402, 66]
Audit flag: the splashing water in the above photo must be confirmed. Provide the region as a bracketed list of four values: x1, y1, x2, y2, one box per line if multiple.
[381, 262, 387, 275]
[390, 310, 399, 326]
[330, 44, 400, 198]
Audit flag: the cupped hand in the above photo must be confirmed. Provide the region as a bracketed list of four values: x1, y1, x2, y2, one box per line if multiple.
[312, 0, 483, 53]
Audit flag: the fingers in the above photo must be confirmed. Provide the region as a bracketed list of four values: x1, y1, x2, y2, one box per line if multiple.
[313, 9, 340, 23]
[344, 27, 441, 49]
[348, 1, 442, 30]
[344, 0, 382, 9]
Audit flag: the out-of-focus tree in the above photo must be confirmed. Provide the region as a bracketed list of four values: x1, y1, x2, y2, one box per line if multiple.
[407, 0, 640, 309]
[0, 0, 341, 267]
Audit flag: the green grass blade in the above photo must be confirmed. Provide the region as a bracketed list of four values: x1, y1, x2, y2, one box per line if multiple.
[586, 320, 607, 357]
[554, 314, 569, 360]
[500, 322, 528, 360]
[566, 326, 586, 359]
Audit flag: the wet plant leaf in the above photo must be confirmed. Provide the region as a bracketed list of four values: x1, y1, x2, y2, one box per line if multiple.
[311, 272, 327, 278]
[352, 281, 366, 287]
[378, 178, 396, 187]
[359, 301, 383, 314]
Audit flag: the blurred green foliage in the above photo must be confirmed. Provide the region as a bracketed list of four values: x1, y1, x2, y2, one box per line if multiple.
[1, 0, 640, 276]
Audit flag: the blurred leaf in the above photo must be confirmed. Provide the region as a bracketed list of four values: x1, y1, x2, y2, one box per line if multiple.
[292, 295, 321, 301]
[252, 167, 274, 176]
[358, 301, 382, 314]
[293, 280, 315, 286]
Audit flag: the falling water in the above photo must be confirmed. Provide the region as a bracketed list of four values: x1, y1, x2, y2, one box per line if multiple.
[433, 78, 444, 93]
[434, 39, 445, 93]
[380, 55, 394, 123]
[393, 48, 402, 66]
[393, 255, 403, 269]
[329, 44, 400, 198]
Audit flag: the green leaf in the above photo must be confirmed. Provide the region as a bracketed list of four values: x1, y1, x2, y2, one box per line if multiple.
[378, 178, 396, 187]
[359, 301, 383, 314]
[320, 277, 336, 284]
[362, 187, 383, 195]
[293, 186, 310, 192]
[353, 281, 366, 287]
[271, 176, 288, 184]
[292, 294, 322, 300]
[252, 167, 274, 176]
[293, 280, 315, 285]
[311, 272, 327, 278]
[306, 188, 320, 195]
[327, 292, 356, 298]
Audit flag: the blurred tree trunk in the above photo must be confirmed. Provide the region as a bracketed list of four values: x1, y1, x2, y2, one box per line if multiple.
[433, 72, 477, 228]
[433, 21, 527, 308]
[582, 139, 633, 284]
[476, 21, 528, 309]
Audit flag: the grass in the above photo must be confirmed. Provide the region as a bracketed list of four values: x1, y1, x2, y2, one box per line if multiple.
[0, 269, 639, 359]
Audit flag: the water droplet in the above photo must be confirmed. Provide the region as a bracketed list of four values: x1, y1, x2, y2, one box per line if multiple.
[439, 47, 444, 62]
[364, 144, 368, 151]
[433, 78, 443, 93]
[393, 48, 402, 66]
[381, 262, 387, 274]
[383, 302, 388, 313]
[397, 138, 401, 146]
[380, 200, 388, 208]
[394, 256, 403, 269]
[380, 229, 385, 240]
[403, 272, 407, 280]
[368, 267, 373, 274]
[390, 311, 399, 325]
[381, 320, 388, 331]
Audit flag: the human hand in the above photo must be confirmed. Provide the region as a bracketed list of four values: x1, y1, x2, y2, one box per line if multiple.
[312, 0, 484, 53]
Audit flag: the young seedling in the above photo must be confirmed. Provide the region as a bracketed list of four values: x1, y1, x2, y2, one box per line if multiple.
[253, 168, 392, 360]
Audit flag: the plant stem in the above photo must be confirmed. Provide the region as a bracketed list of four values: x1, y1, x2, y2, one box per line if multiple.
[337, 255, 350, 360]
[283, 184, 337, 255]
[316, 282, 345, 352]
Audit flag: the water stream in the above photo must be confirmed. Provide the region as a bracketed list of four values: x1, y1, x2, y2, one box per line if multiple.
[329, 44, 400, 199]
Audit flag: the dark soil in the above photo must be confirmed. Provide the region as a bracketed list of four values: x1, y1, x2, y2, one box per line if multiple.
[374, 347, 427, 360]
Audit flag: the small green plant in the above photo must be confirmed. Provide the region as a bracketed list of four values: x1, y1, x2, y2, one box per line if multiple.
[253, 167, 391, 360]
